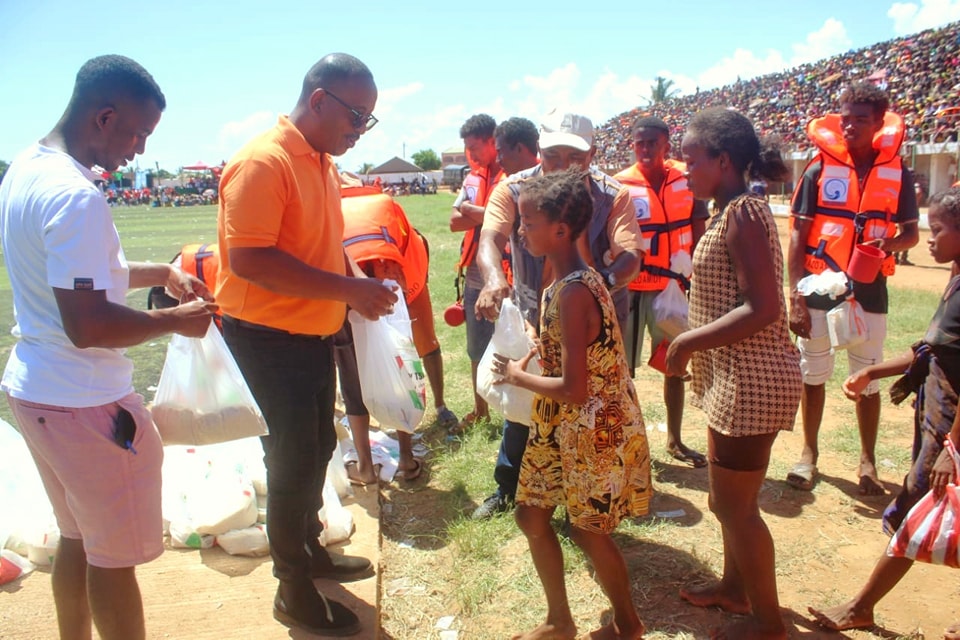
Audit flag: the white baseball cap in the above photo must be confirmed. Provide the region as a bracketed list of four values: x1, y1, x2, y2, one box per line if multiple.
[539, 109, 594, 152]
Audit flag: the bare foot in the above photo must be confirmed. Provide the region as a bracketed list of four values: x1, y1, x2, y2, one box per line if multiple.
[577, 621, 645, 639]
[680, 583, 751, 614]
[858, 462, 885, 496]
[511, 621, 578, 640]
[807, 603, 875, 631]
[345, 461, 379, 486]
[945, 622, 960, 639]
[710, 618, 787, 640]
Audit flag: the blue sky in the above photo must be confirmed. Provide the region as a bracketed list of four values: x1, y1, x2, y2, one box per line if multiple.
[1, 0, 958, 174]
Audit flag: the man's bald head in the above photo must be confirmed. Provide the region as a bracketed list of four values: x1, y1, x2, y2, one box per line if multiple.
[299, 53, 373, 103]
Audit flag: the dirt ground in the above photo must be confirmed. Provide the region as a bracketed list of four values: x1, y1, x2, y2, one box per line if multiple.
[2, 215, 956, 640]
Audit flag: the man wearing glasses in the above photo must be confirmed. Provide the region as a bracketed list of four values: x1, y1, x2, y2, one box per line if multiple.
[216, 52, 396, 636]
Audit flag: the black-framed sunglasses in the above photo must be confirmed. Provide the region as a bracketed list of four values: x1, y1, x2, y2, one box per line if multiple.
[323, 89, 378, 132]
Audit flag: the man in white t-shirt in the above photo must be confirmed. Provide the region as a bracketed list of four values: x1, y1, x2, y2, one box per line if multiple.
[0, 55, 216, 640]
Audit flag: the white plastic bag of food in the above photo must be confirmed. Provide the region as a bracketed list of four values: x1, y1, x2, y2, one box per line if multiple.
[652, 279, 689, 340]
[318, 481, 354, 546]
[477, 299, 541, 426]
[0, 549, 35, 585]
[151, 322, 268, 445]
[349, 282, 426, 433]
[796, 270, 850, 299]
[827, 297, 868, 351]
[216, 525, 269, 557]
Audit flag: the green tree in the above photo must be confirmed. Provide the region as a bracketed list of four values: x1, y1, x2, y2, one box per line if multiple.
[0, 159, 8, 184]
[411, 149, 441, 170]
[358, 162, 374, 175]
[155, 168, 175, 179]
[646, 76, 680, 105]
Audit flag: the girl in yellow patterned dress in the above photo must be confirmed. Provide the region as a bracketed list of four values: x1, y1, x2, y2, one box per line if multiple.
[493, 168, 651, 640]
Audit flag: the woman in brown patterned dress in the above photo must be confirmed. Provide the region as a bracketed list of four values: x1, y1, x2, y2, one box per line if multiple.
[493, 169, 651, 640]
[665, 108, 802, 640]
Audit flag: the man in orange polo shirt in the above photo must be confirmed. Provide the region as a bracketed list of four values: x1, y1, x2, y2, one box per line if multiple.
[216, 53, 396, 637]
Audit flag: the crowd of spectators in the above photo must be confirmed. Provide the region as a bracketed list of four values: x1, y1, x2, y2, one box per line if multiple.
[595, 20, 960, 172]
[101, 183, 219, 207]
[98, 170, 222, 207]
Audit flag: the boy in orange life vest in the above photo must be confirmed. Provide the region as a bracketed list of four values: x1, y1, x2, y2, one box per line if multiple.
[786, 81, 919, 494]
[335, 183, 457, 484]
[614, 115, 709, 469]
[449, 114, 503, 432]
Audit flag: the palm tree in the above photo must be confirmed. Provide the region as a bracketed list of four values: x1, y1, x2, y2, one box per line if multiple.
[645, 76, 679, 105]
[359, 162, 374, 175]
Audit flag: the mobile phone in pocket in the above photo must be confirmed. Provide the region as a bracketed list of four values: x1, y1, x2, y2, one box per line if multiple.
[113, 407, 138, 454]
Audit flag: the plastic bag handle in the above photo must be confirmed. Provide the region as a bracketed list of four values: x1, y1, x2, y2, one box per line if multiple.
[945, 438, 960, 483]
[848, 302, 866, 335]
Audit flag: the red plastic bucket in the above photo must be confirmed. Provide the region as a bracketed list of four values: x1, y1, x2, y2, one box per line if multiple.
[443, 302, 465, 327]
[847, 244, 885, 283]
[648, 339, 670, 374]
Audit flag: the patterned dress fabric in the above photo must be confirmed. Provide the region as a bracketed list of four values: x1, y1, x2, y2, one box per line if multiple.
[517, 268, 652, 534]
[689, 193, 802, 437]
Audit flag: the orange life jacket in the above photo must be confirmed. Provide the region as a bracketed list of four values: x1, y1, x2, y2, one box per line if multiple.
[457, 166, 504, 269]
[341, 185, 428, 304]
[794, 111, 904, 278]
[179, 243, 224, 326]
[456, 165, 512, 290]
[614, 159, 695, 291]
[180, 243, 221, 287]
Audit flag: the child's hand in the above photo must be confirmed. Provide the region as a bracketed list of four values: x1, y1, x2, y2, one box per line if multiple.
[842, 371, 871, 400]
[492, 348, 537, 386]
[665, 337, 692, 380]
[930, 446, 957, 498]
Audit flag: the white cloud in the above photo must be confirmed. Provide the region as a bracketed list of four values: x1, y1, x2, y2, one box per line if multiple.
[888, 0, 960, 34]
[518, 63, 582, 113]
[697, 48, 788, 91]
[695, 18, 851, 90]
[375, 82, 425, 117]
[216, 111, 276, 158]
[791, 17, 851, 65]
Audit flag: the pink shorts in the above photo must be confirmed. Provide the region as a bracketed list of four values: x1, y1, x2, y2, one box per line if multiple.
[7, 393, 164, 568]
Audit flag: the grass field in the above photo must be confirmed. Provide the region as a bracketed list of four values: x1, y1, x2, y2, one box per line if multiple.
[0, 193, 948, 639]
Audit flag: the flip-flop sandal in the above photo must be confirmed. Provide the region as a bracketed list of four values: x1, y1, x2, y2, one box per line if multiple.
[786, 462, 817, 491]
[397, 458, 423, 482]
[669, 447, 708, 468]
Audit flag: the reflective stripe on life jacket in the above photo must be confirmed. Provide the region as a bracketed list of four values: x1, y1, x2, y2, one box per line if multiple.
[614, 159, 694, 291]
[179, 243, 223, 327]
[796, 112, 904, 278]
[181, 243, 221, 286]
[341, 186, 428, 304]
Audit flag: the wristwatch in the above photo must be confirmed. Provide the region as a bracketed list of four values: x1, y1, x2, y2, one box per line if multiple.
[603, 270, 617, 289]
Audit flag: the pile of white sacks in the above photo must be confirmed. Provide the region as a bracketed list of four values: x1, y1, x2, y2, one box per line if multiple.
[0, 418, 358, 583]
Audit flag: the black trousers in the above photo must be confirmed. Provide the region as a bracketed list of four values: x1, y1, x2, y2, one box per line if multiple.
[494, 419, 529, 500]
[222, 316, 337, 583]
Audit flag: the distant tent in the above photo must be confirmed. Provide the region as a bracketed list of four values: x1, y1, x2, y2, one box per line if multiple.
[182, 161, 210, 171]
